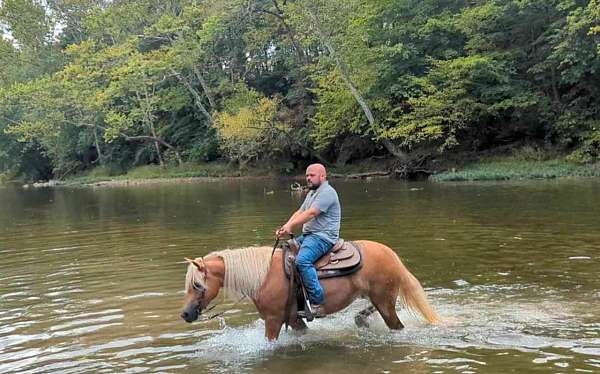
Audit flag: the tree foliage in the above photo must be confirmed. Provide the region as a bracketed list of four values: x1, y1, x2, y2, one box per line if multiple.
[1, 0, 600, 180]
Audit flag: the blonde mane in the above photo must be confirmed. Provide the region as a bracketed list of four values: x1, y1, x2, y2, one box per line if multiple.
[185, 246, 274, 300]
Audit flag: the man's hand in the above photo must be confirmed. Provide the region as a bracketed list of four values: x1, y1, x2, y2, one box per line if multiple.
[275, 223, 293, 238]
[275, 208, 320, 238]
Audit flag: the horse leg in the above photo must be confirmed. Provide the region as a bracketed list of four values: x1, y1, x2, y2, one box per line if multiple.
[265, 316, 284, 341]
[369, 288, 404, 330]
[354, 305, 377, 328]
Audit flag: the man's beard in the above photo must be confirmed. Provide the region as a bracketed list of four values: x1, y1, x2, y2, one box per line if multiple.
[308, 181, 320, 190]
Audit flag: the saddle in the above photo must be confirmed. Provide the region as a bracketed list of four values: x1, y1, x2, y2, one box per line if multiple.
[283, 238, 363, 279]
[281, 238, 362, 323]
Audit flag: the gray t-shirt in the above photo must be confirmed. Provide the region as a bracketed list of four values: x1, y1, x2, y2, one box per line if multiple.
[299, 181, 341, 244]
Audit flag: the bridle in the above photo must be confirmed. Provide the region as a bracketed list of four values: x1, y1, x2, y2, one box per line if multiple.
[188, 235, 284, 322]
[191, 272, 245, 321]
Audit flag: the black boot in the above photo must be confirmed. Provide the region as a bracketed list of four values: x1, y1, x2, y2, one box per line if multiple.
[310, 304, 327, 318]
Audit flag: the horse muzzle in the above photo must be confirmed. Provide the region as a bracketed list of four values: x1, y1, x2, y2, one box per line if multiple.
[180, 306, 201, 323]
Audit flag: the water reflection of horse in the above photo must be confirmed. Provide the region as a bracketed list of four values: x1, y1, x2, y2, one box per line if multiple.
[181, 240, 441, 341]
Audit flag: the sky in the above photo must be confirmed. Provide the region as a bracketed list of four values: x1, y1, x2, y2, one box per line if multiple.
[0, 0, 66, 47]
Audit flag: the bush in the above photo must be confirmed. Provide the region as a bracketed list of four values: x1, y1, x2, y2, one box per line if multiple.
[214, 85, 286, 169]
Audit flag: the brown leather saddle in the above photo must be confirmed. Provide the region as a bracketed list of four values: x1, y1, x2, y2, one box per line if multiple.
[281, 238, 363, 323]
[283, 238, 363, 279]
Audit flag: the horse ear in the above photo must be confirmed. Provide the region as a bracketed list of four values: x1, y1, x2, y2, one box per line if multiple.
[185, 257, 205, 272]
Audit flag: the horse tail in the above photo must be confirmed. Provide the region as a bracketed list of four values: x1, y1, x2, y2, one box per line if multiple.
[396, 261, 442, 325]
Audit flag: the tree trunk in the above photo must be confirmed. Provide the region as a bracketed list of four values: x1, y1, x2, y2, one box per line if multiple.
[78, 121, 183, 167]
[93, 128, 104, 165]
[171, 68, 213, 123]
[551, 66, 560, 105]
[192, 66, 215, 109]
[137, 88, 164, 166]
[149, 122, 164, 166]
[305, 5, 407, 161]
[329, 170, 390, 178]
[125, 135, 183, 166]
[380, 139, 408, 161]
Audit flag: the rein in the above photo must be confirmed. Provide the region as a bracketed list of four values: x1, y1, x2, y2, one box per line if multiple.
[270, 237, 280, 258]
[200, 295, 247, 321]
[271, 233, 294, 258]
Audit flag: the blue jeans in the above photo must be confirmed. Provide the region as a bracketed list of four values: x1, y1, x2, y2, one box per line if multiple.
[295, 233, 333, 305]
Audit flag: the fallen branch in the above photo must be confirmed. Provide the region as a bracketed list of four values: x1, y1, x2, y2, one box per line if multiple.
[330, 170, 391, 179]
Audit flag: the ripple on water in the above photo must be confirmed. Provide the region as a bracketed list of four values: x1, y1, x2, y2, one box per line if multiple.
[120, 292, 165, 300]
[571, 347, 600, 356]
[177, 284, 600, 372]
[2, 180, 600, 373]
[49, 313, 123, 333]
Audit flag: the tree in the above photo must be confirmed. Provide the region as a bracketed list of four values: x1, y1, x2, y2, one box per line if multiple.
[214, 84, 284, 168]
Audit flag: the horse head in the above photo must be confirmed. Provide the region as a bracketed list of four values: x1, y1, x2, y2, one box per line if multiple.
[181, 257, 222, 323]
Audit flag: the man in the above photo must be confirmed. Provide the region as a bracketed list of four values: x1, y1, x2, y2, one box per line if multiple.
[276, 163, 341, 317]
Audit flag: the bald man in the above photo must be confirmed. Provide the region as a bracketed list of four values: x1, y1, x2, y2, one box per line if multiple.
[276, 163, 341, 316]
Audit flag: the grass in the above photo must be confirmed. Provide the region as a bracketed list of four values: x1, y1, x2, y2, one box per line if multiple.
[63, 157, 399, 186]
[431, 158, 600, 182]
[0, 171, 18, 184]
[63, 162, 243, 185]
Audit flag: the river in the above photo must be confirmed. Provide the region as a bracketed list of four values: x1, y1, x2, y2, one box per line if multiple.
[1, 178, 599, 373]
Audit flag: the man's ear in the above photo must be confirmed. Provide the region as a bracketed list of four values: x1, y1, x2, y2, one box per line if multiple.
[185, 257, 205, 272]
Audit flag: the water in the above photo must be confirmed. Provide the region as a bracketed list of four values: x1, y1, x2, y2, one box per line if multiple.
[1, 178, 599, 373]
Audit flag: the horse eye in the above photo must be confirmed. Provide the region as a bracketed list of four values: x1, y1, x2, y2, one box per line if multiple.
[193, 282, 205, 291]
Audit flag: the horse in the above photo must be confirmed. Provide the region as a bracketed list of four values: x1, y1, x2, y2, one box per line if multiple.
[181, 240, 441, 341]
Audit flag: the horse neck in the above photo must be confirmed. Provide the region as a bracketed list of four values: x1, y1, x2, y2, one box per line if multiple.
[205, 257, 225, 290]
[207, 247, 272, 300]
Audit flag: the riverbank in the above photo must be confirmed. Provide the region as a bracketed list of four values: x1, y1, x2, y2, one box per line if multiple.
[430, 158, 600, 182]
[11, 154, 600, 188]
[35, 162, 262, 187]
[45, 160, 391, 187]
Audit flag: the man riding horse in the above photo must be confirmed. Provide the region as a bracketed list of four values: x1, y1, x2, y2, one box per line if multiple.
[182, 163, 441, 340]
[276, 163, 341, 318]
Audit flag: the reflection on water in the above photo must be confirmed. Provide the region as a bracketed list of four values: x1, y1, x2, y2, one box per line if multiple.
[1, 179, 599, 373]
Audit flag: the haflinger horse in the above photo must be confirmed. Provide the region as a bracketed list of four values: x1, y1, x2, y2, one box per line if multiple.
[181, 240, 441, 341]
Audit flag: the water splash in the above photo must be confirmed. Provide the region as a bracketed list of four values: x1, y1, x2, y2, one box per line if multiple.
[188, 284, 600, 372]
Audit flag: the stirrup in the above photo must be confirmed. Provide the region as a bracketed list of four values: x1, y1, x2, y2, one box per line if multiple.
[296, 309, 314, 322]
[297, 301, 315, 321]
[297, 303, 326, 321]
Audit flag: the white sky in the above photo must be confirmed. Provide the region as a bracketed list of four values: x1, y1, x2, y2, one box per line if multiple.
[0, 0, 67, 44]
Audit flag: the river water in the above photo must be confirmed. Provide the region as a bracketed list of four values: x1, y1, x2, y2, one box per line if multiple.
[1, 178, 599, 373]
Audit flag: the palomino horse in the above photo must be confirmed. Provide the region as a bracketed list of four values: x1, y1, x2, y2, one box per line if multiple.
[181, 240, 441, 341]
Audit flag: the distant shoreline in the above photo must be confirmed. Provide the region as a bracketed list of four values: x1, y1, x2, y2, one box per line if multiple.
[8, 155, 600, 188]
[23, 175, 301, 188]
